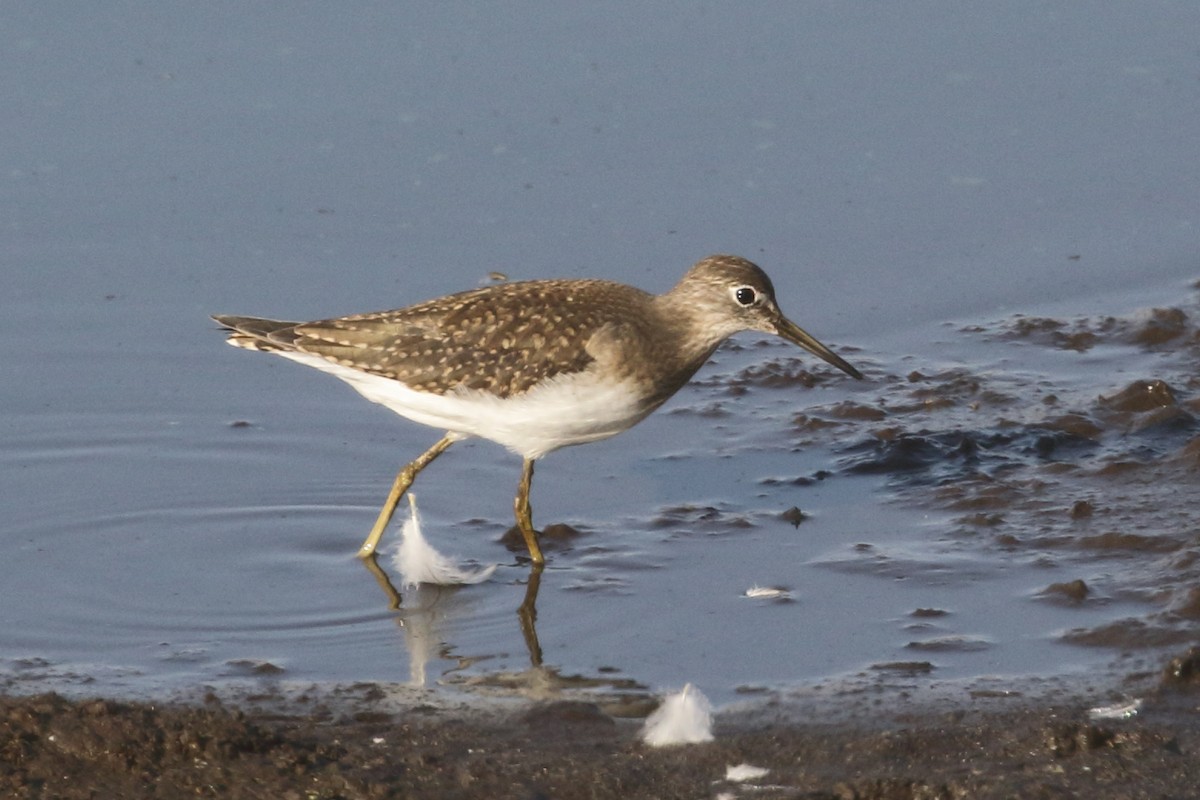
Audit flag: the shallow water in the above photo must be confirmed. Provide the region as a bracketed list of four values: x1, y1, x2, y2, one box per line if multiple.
[3, 5, 1199, 709]
[5, 278, 1198, 708]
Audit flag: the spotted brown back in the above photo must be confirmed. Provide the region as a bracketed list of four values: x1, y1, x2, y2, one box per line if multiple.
[268, 279, 657, 398]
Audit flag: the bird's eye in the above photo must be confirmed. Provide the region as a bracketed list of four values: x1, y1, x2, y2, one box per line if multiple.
[734, 286, 757, 306]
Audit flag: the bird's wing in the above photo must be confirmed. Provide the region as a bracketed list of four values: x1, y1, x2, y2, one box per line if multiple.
[284, 280, 639, 398]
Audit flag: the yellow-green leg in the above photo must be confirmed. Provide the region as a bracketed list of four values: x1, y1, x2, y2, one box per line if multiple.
[357, 433, 456, 558]
[514, 458, 544, 565]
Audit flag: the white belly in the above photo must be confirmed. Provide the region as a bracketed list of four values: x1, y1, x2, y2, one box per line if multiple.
[277, 351, 654, 460]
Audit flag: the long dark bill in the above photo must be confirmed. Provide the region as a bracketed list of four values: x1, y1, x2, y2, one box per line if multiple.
[774, 317, 863, 380]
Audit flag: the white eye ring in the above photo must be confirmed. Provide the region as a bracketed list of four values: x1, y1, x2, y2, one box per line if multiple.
[732, 285, 758, 307]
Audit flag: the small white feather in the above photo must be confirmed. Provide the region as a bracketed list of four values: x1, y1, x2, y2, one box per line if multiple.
[391, 494, 497, 588]
[640, 683, 714, 746]
[1087, 698, 1142, 720]
[725, 763, 769, 782]
[744, 585, 792, 599]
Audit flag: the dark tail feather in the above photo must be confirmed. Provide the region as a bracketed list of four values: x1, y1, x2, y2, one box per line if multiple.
[211, 314, 300, 351]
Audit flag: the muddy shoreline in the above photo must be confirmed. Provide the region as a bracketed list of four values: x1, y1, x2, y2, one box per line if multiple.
[3, 649, 1197, 799]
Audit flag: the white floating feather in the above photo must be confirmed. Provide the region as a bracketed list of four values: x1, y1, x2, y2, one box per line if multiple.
[744, 585, 792, 600]
[391, 494, 497, 588]
[640, 683, 714, 746]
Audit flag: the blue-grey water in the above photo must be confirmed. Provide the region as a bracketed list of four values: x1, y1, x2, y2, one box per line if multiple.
[3, 4, 1199, 709]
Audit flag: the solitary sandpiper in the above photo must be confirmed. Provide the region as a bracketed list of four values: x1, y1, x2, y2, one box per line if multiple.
[213, 254, 862, 565]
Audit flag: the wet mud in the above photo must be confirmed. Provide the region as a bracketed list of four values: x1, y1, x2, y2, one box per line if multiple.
[2, 648, 1198, 799]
